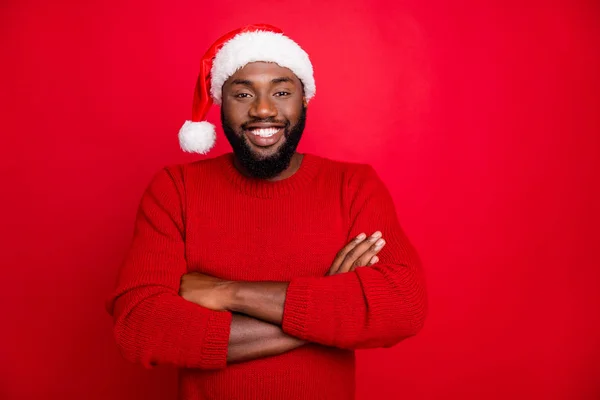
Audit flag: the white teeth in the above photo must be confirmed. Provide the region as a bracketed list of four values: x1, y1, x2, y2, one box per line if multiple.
[251, 127, 280, 137]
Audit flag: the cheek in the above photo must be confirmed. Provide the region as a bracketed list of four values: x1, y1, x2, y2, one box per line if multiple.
[281, 101, 304, 122]
[223, 103, 247, 126]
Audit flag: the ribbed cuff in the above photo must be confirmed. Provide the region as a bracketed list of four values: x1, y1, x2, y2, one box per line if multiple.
[282, 278, 313, 338]
[196, 310, 232, 369]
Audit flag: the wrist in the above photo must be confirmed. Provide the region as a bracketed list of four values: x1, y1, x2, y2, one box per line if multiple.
[225, 281, 245, 313]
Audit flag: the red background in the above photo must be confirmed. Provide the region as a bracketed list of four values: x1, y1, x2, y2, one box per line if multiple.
[1, 1, 599, 399]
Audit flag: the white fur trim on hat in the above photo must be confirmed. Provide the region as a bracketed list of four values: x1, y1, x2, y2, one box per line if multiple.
[210, 30, 316, 105]
[178, 121, 216, 154]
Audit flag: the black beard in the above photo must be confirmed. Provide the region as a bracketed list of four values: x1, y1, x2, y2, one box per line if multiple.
[221, 107, 307, 179]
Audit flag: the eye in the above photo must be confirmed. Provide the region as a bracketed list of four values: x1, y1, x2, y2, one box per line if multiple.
[235, 93, 252, 98]
[274, 91, 291, 97]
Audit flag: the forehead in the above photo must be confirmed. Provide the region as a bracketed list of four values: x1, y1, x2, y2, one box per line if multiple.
[226, 61, 302, 85]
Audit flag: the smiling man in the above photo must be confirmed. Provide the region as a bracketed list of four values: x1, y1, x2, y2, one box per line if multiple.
[221, 62, 307, 180]
[107, 24, 427, 400]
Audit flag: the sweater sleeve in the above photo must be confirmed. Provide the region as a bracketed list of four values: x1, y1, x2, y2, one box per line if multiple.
[105, 166, 232, 369]
[282, 164, 427, 349]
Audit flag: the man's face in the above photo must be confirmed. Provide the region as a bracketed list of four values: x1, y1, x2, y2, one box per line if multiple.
[221, 61, 307, 179]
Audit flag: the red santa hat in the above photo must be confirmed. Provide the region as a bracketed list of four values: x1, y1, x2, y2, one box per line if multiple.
[179, 24, 316, 154]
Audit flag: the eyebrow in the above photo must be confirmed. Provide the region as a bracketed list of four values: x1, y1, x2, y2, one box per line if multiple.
[230, 79, 253, 86]
[271, 77, 294, 85]
[230, 77, 295, 87]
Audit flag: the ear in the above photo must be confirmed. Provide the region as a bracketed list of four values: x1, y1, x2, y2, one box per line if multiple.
[302, 96, 308, 108]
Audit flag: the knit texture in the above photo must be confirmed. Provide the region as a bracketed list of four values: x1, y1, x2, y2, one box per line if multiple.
[106, 152, 427, 400]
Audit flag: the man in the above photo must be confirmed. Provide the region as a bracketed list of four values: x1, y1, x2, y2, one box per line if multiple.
[106, 24, 427, 400]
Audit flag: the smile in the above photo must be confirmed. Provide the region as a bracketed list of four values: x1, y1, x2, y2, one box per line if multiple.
[249, 127, 280, 138]
[244, 126, 285, 148]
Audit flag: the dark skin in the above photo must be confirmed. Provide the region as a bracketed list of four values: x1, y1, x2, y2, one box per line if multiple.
[181, 231, 385, 363]
[222, 61, 306, 181]
[179, 62, 386, 363]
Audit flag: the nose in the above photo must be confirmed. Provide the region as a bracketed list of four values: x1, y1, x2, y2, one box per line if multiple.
[249, 95, 278, 119]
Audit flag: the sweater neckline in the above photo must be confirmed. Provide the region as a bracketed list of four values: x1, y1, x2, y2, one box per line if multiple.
[220, 152, 322, 198]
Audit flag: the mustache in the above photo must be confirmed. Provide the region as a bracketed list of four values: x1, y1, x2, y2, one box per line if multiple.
[241, 118, 290, 130]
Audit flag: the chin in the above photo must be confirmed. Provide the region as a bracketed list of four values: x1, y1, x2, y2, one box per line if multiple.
[246, 138, 286, 160]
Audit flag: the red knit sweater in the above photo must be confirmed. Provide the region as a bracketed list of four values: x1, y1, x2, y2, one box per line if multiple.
[106, 152, 427, 400]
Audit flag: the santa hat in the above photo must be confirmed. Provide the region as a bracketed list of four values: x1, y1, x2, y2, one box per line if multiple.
[179, 24, 316, 154]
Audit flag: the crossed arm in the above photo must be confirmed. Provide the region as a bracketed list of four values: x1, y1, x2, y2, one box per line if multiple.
[106, 165, 427, 370]
[226, 313, 304, 363]
[180, 232, 385, 363]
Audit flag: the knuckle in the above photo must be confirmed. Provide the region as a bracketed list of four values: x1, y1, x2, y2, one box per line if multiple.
[342, 242, 355, 251]
[338, 248, 350, 257]
[346, 249, 358, 260]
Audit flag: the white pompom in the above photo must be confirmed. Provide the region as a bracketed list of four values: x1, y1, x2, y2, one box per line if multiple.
[178, 121, 217, 154]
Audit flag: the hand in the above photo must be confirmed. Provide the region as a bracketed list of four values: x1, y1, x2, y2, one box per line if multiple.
[327, 231, 386, 275]
[179, 272, 234, 311]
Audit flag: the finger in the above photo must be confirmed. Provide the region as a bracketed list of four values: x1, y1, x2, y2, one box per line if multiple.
[353, 238, 386, 269]
[365, 255, 380, 268]
[327, 232, 367, 275]
[342, 232, 382, 271]
[338, 231, 382, 274]
[349, 241, 384, 272]
[350, 255, 380, 272]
